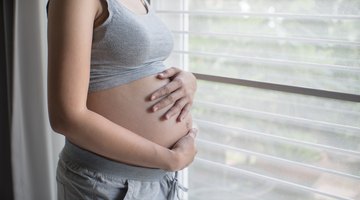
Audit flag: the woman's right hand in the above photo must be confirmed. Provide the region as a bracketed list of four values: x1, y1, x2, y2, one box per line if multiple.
[166, 128, 198, 171]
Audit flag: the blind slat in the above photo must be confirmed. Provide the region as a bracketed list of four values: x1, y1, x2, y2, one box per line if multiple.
[197, 138, 360, 180]
[194, 118, 360, 157]
[173, 50, 360, 71]
[171, 30, 360, 46]
[156, 10, 360, 19]
[193, 73, 360, 102]
[195, 158, 353, 200]
[195, 101, 360, 131]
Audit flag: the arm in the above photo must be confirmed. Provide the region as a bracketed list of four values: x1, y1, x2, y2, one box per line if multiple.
[150, 67, 197, 121]
[47, 0, 196, 171]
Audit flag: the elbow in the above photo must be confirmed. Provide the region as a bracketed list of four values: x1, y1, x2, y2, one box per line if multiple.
[48, 111, 69, 135]
[47, 95, 88, 137]
[48, 107, 83, 137]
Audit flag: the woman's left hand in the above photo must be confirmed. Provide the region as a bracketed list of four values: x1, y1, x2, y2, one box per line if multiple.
[150, 67, 197, 122]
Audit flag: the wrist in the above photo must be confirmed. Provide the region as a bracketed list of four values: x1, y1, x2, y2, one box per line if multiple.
[155, 146, 180, 171]
[163, 149, 181, 171]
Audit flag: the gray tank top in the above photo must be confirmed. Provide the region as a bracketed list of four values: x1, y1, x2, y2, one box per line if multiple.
[89, 0, 174, 92]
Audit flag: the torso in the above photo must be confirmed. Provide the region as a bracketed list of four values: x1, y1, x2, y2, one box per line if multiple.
[87, 0, 190, 148]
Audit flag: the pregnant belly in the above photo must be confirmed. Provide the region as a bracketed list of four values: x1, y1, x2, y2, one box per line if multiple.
[86, 75, 192, 148]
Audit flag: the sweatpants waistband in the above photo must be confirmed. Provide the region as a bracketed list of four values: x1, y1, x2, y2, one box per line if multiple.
[60, 140, 173, 181]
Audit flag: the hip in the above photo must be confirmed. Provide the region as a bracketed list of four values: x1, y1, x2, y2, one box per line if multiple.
[56, 140, 184, 200]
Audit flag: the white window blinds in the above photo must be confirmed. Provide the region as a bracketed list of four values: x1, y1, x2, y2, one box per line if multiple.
[151, 0, 360, 199]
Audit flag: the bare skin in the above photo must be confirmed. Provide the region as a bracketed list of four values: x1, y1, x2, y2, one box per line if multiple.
[87, 75, 193, 148]
[47, 0, 197, 171]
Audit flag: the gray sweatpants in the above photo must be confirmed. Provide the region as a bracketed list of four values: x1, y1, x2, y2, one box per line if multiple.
[56, 140, 186, 200]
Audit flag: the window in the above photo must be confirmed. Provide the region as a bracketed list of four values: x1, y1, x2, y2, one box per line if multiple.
[151, 0, 360, 199]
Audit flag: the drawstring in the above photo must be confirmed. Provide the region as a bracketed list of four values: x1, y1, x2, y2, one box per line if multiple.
[168, 171, 188, 200]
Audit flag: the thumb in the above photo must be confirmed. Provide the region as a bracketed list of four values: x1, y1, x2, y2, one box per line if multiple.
[188, 128, 198, 138]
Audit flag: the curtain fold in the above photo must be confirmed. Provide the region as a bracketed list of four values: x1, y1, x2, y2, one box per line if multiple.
[0, 0, 14, 199]
[11, 0, 64, 199]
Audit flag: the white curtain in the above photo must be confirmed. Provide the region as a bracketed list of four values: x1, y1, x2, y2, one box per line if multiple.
[11, 0, 64, 199]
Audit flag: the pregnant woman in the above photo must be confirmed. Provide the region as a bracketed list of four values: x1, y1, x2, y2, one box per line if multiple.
[47, 0, 197, 199]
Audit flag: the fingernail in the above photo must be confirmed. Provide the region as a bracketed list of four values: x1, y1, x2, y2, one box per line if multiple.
[153, 106, 158, 112]
[158, 73, 164, 77]
[151, 95, 156, 100]
[189, 132, 195, 138]
[165, 114, 170, 119]
[190, 128, 198, 138]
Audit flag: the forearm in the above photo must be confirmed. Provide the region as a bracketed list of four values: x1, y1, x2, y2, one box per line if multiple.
[52, 108, 176, 170]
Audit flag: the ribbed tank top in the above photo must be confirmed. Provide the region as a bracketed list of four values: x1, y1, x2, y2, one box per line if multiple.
[89, 0, 174, 92]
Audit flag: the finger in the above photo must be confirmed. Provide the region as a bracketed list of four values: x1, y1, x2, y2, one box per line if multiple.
[157, 67, 181, 79]
[177, 103, 192, 122]
[163, 97, 188, 120]
[188, 128, 198, 138]
[150, 78, 183, 101]
[152, 89, 184, 112]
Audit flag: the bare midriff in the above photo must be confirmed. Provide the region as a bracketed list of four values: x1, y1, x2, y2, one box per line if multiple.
[86, 75, 192, 148]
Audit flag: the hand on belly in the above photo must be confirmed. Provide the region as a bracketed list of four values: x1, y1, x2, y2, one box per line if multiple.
[87, 75, 193, 148]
